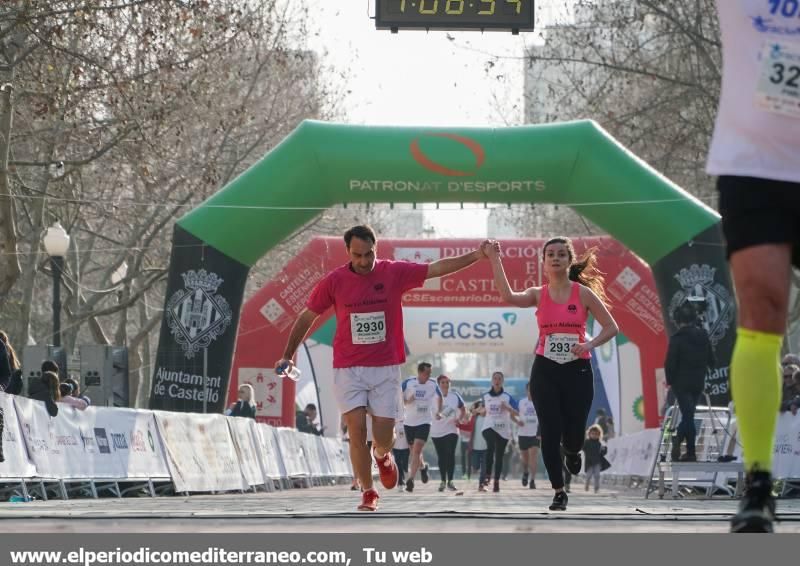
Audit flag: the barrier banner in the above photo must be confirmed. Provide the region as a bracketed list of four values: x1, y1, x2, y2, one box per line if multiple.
[320, 436, 352, 478]
[274, 428, 310, 478]
[14, 396, 115, 478]
[154, 411, 246, 493]
[605, 429, 660, 477]
[255, 424, 286, 480]
[312, 435, 335, 478]
[296, 432, 325, 479]
[226, 416, 266, 489]
[95, 407, 170, 479]
[0, 392, 36, 478]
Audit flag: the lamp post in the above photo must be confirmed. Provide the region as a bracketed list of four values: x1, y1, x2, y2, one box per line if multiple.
[43, 222, 70, 347]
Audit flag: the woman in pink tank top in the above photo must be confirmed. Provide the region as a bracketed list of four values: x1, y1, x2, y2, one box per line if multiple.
[487, 237, 618, 512]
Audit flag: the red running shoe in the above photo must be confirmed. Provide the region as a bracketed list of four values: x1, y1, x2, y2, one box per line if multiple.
[373, 447, 399, 489]
[358, 488, 380, 511]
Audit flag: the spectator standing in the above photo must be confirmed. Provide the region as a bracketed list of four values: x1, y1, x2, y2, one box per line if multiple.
[226, 384, 256, 419]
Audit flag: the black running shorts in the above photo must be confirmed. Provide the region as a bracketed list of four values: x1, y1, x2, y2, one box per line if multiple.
[518, 435, 540, 450]
[404, 424, 430, 444]
[717, 175, 800, 268]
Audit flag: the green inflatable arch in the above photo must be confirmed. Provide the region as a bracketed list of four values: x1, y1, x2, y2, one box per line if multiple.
[150, 120, 736, 414]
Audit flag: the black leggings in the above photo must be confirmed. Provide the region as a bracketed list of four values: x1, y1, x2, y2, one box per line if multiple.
[432, 434, 458, 483]
[482, 428, 509, 482]
[393, 448, 410, 485]
[530, 355, 594, 490]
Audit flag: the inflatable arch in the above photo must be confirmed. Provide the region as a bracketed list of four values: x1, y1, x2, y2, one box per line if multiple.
[149, 120, 736, 425]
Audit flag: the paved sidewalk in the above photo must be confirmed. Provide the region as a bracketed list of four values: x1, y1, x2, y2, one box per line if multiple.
[1, 480, 798, 532]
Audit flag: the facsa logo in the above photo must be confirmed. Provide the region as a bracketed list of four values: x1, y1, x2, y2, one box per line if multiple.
[410, 133, 485, 177]
[428, 321, 503, 340]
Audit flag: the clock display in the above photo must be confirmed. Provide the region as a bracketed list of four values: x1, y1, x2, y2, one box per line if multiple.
[375, 0, 534, 33]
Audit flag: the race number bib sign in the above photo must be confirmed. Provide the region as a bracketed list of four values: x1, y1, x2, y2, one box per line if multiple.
[415, 389, 429, 414]
[544, 333, 579, 364]
[350, 311, 386, 344]
[756, 41, 800, 119]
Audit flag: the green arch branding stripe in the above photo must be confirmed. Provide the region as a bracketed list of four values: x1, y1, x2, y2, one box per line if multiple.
[177, 120, 719, 267]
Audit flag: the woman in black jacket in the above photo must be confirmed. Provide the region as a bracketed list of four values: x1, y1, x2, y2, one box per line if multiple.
[665, 303, 716, 461]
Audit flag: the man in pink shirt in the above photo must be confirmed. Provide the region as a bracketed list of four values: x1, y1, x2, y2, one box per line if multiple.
[276, 225, 489, 511]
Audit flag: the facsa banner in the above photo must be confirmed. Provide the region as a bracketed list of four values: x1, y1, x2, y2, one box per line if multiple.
[154, 411, 246, 493]
[403, 307, 537, 353]
[12, 397, 169, 480]
[0, 392, 36, 478]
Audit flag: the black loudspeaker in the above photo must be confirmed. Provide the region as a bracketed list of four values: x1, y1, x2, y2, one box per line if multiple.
[21, 345, 67, 395]
[79, 345, 129, 407]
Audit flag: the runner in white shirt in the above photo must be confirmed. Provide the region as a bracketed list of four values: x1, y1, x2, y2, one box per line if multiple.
[517, 382, 541, 489]
[431, 374, 466, 492]
[392, 396, 410, 491]
[474, 371, 523, 493]
[706, 1, 800, 533]
[402, 362, 441, 492]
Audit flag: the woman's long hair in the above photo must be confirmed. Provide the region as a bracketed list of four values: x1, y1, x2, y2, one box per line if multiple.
[544, 237, 609, 308]
[0, 331, 20, 370]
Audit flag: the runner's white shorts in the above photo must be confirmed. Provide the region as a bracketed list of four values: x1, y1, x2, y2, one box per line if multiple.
[333, 365, 402, 419]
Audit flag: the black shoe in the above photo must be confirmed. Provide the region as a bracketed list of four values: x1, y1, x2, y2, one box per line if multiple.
[493, 480, 500, 493]
[530, 480, 536, 489]
[679, 453, 697, 462]
[420, 465, 429, 484]
[405, 478, 415, 493]
[671, 446, 682, 462]
[522, 473, 529, 487]
[731, 471, 776, 533]
[564, 451, 582, 475]
[549, 490, 568, 511]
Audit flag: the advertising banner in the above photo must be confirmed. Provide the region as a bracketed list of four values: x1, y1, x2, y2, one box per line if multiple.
[12, 397, 169, 480]
[0, 392, 36, 478]
[154, 411, 246, 493]
[150, 225, 249, 414]
[226, 416, 266, 489]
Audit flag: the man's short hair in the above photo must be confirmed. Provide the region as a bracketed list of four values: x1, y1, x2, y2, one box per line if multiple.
[675, 303, 697, 325]
[344, 225, 376, 247]
[305, 403, 317, 412]
[417, 362, 432, 373]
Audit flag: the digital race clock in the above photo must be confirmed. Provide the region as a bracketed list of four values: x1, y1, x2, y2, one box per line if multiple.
[375, 0, 534, 33]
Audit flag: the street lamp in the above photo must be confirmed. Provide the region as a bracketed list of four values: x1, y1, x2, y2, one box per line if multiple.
[43, 222, 70, 347]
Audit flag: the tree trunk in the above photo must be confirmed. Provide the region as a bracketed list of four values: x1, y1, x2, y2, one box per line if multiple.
[0, 79, 21, 297]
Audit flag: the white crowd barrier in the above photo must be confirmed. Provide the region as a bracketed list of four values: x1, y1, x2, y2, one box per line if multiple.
[0, 393, 36, 479]
[12, 395, 170, 482]
[254, 424, 287, 481]
[0, 392, 353, 499]
[605, 429, 661, 478]
[604, 412, 800, 483]
[227, 416, 267, 491]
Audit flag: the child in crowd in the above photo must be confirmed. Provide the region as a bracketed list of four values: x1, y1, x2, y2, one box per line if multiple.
[583, 424, 607, 493]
